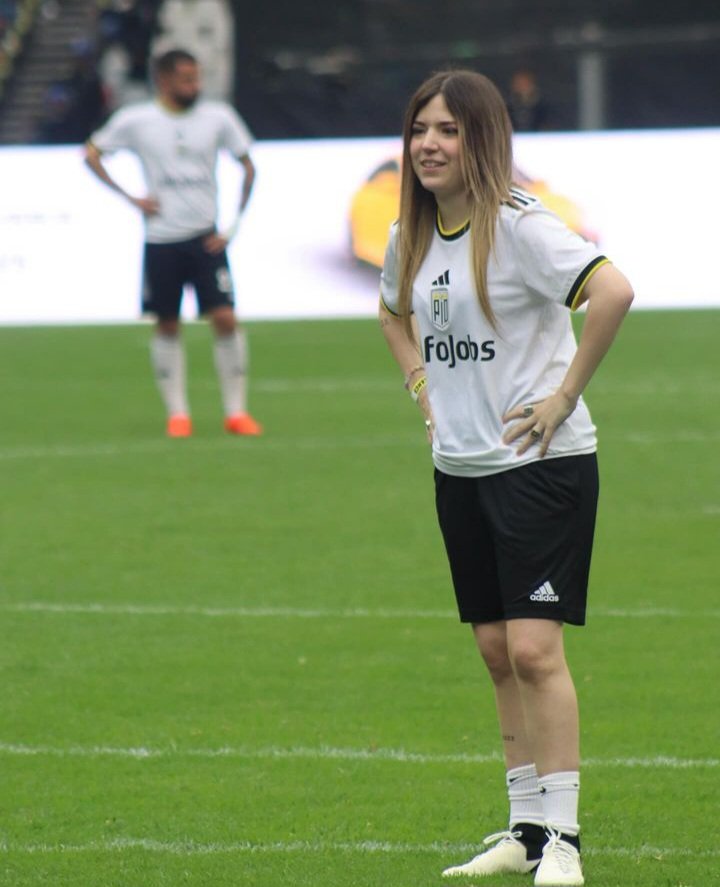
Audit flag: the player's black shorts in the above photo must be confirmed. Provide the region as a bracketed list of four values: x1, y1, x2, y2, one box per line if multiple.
[142, 231, 235, 319]
[434, 454, 599, 626]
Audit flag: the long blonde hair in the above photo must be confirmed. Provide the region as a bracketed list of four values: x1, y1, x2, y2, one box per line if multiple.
[397, 70, 514, 337]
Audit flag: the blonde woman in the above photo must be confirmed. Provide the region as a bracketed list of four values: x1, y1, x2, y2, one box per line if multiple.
[379, 70, 633, 887]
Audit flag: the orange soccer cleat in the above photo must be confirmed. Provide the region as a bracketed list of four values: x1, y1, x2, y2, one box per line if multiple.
[166, 414, 193, 437]
[224, 413, 263, 436]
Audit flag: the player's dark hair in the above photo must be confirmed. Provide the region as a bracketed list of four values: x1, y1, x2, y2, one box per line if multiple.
[153, 49, 198, 77]
[397, 69, 514, 335]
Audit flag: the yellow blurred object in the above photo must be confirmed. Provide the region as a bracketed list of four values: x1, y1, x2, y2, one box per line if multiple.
[348, 158, 597, 269]
[348, 159, 401, 268]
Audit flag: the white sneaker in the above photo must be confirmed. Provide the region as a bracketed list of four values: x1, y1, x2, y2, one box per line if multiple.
[442, 830, 540, 877]
[534, 831, 584, 886]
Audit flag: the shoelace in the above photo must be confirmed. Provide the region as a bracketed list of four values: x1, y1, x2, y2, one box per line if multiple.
[482, 829, 523, 848]
[543, 829, 578, 873]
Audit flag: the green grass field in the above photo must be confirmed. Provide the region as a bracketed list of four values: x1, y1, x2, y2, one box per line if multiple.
[0, 312, 718, 887]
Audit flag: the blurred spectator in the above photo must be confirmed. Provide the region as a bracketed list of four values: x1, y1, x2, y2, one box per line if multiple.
[0, 0, 18, 39]
[507, 68, 551, 132]
[34, 39, 109, 143]
[33, 82, 76, 142]
[98, 0, 160, 83]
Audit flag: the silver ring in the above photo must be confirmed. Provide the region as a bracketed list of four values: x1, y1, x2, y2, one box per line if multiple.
[530, 429, 542, 440]
[522, 405, 534, 418]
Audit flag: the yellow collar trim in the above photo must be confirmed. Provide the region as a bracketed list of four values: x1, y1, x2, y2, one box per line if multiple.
[437, 210, 470, 237]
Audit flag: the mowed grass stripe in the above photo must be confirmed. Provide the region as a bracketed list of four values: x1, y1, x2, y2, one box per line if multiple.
[1, 837, 719, 860]
[0, 741, 717, 769]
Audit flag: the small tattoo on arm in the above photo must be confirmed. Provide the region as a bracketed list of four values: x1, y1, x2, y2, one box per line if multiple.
[502, 734, 515, 742]
[379, 317, 391, 328]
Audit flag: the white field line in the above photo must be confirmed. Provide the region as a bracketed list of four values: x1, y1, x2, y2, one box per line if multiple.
[255, 378, 397, 393]
[0, 836, 718, 860]
[0, 741, 717, 770]
[0, 602, 453, 619]
[2, 601, 719, 620]
[612, 430, 720, 445]
[1, 430, 720, 462]
[14, 375, 720, 397]
[0, 433, 421, 462]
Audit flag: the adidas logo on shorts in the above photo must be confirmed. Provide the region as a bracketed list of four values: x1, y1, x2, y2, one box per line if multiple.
[529, 581, 560, 603]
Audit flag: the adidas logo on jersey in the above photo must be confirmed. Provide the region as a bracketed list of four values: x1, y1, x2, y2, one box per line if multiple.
[529, 581, 559, 603]
[432, 270, 450, 286]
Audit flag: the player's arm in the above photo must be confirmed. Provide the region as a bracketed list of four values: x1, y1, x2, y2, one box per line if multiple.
[504, 262, 634, 456]
[83, 141, 159, 216]
[379, 299, 434, 440]
[205, 152, 257, 255]
[557, 263, 634, 406]
[237, 152, 256, 212]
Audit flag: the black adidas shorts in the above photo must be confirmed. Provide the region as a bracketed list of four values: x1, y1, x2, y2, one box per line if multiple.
[142, 232, 235, 319]
[434, 454, 599, 626]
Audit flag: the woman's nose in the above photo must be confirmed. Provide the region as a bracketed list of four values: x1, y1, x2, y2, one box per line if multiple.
[421, 130, 438, 150]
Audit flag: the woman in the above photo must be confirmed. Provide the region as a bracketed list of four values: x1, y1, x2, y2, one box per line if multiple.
[379, 70, 633, 887]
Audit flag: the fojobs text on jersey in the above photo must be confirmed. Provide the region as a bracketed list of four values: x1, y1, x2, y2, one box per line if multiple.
[423, 334, 496, 367]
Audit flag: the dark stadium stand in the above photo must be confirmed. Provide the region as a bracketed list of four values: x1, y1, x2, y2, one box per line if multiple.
[230, 0, 720, 137]
[1, 0, 719, 144]
[0, 0, 41, 102]
[0, 0, 161, 144]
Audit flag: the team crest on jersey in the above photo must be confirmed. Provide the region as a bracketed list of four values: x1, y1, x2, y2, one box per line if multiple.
[430, 270, 450, 330]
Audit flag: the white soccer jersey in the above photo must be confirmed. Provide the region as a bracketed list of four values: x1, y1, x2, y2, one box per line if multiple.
[90, 100, 253, 243]
[381, 189, 609, 477]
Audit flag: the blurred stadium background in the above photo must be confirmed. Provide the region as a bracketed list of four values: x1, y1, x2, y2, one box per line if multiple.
[1, 0, 720, 144]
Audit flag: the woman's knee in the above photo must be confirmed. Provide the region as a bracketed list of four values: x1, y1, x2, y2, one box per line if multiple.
[473, 623, 513, 682]
[508, 633, 565, 685]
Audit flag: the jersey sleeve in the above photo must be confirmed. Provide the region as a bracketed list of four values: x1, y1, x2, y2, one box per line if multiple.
[88, 107, 137, 154]
[218, 104, 254, 158]
[513, 205, 609, 310]
[379, 222, 401, 315]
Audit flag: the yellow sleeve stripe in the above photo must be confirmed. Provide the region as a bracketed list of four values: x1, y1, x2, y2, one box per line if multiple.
[566, 256, 610, 311]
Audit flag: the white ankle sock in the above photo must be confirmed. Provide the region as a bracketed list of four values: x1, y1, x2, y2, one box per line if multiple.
[507, 764, 544, 828]
[213, 329, 247, 417]
[150, 334, 189, 417]
[538, 771, 580, 836]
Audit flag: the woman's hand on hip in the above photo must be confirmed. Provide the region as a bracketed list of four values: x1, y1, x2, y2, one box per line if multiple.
[502, 390, 578, 457]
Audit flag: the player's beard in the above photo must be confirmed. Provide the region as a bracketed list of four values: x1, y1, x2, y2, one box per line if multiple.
[174, 92, 200, 109]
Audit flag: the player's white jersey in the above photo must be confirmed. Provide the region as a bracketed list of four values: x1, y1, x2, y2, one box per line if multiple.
[90, 100, 253, 243]
[381, 189, 609, 477]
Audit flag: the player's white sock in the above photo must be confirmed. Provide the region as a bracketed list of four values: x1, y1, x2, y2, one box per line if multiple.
[150, 333, 189, 416]
[213, 329, 248, 416]
[507, 763, 545, 827]
[538, 771, 580, 836]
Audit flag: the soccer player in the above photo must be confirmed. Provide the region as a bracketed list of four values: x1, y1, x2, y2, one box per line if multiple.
[84, 48, 261, 438]
[379, 70, 633, 886]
